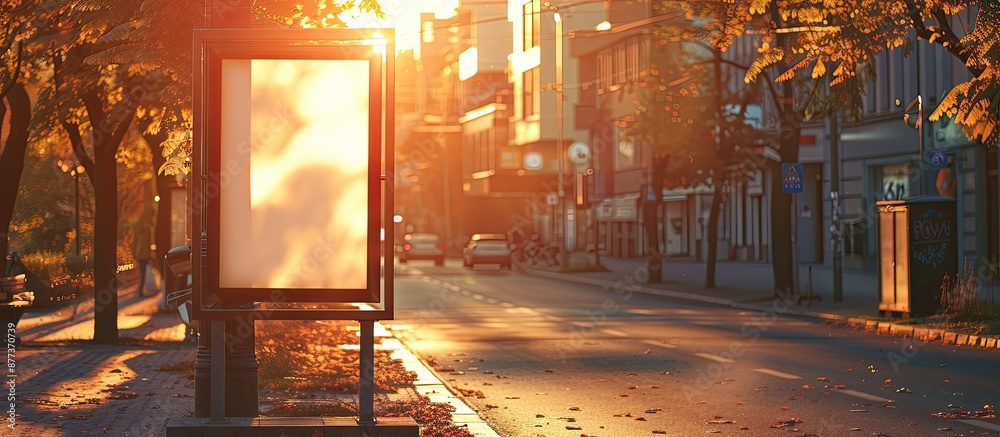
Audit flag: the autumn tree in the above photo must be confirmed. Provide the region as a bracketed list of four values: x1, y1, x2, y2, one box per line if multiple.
[665, 0, 997, 296]
[663, 0, 878, 296]
[622, 36, 715, 283]
[626, 10, 773, 286]
[28, 0, 166, 343]
[0, 0, 42, 262]
[99, 0, 387, 257]
[87, 0, 202, 261]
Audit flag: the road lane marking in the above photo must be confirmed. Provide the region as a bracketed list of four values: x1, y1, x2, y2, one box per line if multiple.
[694, 352, 735, 364]
[754, 368, 802, 379]
[836, 389, 893, 403]
[641, 339, 677, 349]
[961, 420, 1000, 433]
[602, 329, 629, 337]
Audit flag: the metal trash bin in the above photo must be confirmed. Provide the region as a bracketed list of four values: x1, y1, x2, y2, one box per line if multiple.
[876, 196, 958, 317]
[164, 246, 197, 341]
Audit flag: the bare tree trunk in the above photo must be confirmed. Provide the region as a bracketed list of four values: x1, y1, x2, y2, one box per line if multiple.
[77, 89, 136, 344]
[643, 199, 662, 283]
[705, 174, 724, 288]
[770, 108, 801, 298]
[644, 155, 668, 283]
[140, 123, 172, 263]
[0, 84, 30, 260]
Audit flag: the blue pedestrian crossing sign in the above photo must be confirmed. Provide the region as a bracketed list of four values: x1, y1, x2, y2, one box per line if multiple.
[782, 163, 804, 194]
[928, 149, 948, 170]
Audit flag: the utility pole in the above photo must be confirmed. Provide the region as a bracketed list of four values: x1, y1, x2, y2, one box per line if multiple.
[830, 109, 843, 302]
[555, 12, 569, 268]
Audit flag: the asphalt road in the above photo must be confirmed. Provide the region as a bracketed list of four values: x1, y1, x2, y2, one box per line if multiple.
[391, 260, 1000, 437]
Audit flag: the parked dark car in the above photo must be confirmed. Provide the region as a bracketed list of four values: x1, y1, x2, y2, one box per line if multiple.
[462, 233, 511, 269]
[399, 233, 445, 266]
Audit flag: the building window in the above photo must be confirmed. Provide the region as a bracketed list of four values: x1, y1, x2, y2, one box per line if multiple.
[523, 67, 538, 117]
[626, 38, 640, 81]
[522, 0, 538, 50]
[640, 37, 650, 77]
[598, 49, 612, 91]
[613, 124, 638, 169]
[879, 51, 891, 112]
[880, 163, 910, 201]
[614, 42, 626, 85]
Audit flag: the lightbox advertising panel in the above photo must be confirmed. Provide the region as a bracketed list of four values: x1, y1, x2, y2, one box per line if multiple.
[191, 29, 393, 319]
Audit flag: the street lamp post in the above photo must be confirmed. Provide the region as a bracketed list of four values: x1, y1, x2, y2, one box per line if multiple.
[59, 160, 85, 255]
[554, 12, 569, 268]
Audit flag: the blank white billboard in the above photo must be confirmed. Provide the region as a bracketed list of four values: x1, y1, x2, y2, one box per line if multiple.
[218, 59, 370, 290]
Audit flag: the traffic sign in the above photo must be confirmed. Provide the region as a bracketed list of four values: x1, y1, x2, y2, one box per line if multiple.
[928, 149, 948, 170]
[782, 163, 804, 194]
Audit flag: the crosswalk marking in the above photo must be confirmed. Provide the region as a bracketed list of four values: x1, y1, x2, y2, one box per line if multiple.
[694, 352, 735, 364]
[754, 368, 802, 379]
[961, 420, 1000, 433]
[641, 339, 677, 349]
[836, 389, 893, 403]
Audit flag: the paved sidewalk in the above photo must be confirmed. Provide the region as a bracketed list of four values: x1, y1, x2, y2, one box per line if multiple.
[11, 290, 499, 437]
[519, 256, 1000, 350]
[12, 294, 196, 437]
[531, 256, 879, 319]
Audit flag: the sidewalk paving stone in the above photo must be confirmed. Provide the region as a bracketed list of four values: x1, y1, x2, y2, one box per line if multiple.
[12, 292, 499, 437]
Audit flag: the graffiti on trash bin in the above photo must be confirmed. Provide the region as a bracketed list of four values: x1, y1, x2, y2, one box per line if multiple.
[913, 242, 948, 268]
[910, 209, 952, 269]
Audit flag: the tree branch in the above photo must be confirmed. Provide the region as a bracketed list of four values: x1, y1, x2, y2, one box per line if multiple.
[0, 42, 23, 100]
[795, 76, 824, 115]
[61, 120, 96, 187]
[931, 7, 982, 76]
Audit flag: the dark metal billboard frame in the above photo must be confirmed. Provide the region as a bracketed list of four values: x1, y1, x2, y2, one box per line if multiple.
[190, 28, 395, 321]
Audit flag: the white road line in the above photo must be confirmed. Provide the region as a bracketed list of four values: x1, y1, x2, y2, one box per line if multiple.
[754, 368, 802, 380]
[602, 329, 629, 337]
[641, 339, 677, 349]
[961, 419, 1000, 433]
[836, 389, 893, 403]
[694, 352, 735, 364]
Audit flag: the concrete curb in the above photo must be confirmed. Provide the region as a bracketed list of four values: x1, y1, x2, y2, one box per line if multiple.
[518, 265, 1000, 351]
[379, 323, 502, 437]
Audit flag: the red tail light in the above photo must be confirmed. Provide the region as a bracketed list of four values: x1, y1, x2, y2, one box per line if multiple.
[403, 243, 411, 251]
[437, 244, 445, 250]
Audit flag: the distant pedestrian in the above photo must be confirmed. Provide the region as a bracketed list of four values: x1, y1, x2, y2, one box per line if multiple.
[132, 204, 157, 296]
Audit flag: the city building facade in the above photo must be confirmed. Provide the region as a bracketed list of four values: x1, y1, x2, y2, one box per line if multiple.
[397, 2, 998, 279]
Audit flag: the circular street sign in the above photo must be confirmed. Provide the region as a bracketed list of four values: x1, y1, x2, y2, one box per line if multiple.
[523, 151, 544, 170]
[928, 149, 948, 170]
[567, 142, 590, 165]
